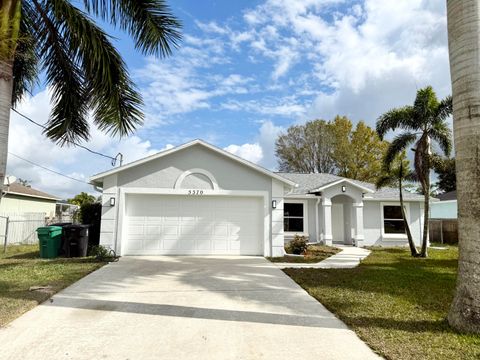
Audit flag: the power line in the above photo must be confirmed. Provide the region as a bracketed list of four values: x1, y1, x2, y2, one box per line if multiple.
[11, 108, 117, 163]
[8, 152, 90, 185]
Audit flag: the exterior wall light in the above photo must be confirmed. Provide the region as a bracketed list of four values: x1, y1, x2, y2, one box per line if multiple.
[341, 186, 346, 193]
[272, 200, 277, 209]
[110, 197, 116, 206]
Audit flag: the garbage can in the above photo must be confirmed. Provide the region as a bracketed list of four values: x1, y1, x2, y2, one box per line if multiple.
[49, 223, 72, 256]
[36, 226, 62, 259]
[63, 224, 90, 257]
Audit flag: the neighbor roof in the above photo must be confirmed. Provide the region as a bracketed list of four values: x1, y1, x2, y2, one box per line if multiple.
[277, 173, 425, 201]
[2, 183, 59, 201]
[90, 139, 296, 186]
[437, 190, 456, 201]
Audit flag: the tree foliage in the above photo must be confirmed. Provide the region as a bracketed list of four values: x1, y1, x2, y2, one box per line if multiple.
[276, 116, 388, 183]
[432, 156, 456, 193]
[68, 192, 96, 207]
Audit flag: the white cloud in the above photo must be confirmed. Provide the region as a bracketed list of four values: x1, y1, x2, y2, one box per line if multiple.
[224, 143, 263, 164]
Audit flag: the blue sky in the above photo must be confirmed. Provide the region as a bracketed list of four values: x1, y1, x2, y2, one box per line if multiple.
[7, 0, 451, 198]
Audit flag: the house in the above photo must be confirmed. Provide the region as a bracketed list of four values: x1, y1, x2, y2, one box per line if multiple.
[90, 139, 426, 257]
[1, 182, 59, 218]
[431, 190, 457, 219]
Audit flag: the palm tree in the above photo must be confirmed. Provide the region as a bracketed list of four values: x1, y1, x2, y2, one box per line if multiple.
[376, 86, 452, 257]
[447, 0, 480, 334]
[376, 153, 419, 257]
[0, 1, 181, 189]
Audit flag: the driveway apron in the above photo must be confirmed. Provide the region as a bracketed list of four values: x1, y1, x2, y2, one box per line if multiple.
[0, 256, 381, 359]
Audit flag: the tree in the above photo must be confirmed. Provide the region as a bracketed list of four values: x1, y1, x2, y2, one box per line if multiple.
[68, 192, 96, 207]
[0, 1, 181, 193]
[447, 0, 480, 333]
[276, 119, 335, 173]
[376, 152, 419, 257]
[276, 116, 388, 183]
[376, 86, 452, 258]
[432, 156, 456, 193]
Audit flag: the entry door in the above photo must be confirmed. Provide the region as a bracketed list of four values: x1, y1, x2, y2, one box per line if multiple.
[332, 203, 344, 243]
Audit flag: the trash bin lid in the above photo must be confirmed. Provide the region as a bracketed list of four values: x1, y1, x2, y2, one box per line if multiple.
[37, 226, 62, 234]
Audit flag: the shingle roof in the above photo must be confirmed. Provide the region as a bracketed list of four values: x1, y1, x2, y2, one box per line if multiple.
[437, 190, 456, 201]
[2, 183, 59, 201]
[277, 172, 424, 201]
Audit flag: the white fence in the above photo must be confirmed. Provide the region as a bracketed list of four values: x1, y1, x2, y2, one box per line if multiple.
[0, 212, 46, 247]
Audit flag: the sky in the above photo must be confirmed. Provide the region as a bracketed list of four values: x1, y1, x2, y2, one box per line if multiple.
[7, 0, 451, 199]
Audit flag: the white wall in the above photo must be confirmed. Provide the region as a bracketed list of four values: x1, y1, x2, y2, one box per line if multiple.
[430, 200, 457, 219]
[0, 195, 55, 218]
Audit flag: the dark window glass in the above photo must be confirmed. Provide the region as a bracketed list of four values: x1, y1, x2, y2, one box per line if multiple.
[284, 218, 304, 232]
[384, 220, 406, 234]
[284, 203, 303, 217]
[383, 205, 403, 220]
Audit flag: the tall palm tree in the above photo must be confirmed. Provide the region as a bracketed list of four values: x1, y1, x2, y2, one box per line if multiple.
[376, 153, 419, 257]
[447, 0, 480, 334]
[376, 86, 452, 257]
[0, 0, 181, 189]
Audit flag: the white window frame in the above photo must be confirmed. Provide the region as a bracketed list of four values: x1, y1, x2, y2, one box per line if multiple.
[284, 199, 308, 236]
[380, 202, 410, 240]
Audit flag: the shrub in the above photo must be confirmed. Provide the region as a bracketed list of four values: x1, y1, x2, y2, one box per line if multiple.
[89, 245, 118, 262]
[286, 235, 308, 255]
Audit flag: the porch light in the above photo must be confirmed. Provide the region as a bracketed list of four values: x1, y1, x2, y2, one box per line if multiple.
[341, 186, 346, 193]
[272, 200, 277, 209]
[109, 197, 116, 207]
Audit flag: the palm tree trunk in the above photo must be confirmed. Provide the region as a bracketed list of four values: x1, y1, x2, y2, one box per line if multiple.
[399, 164, 419, 257]
[0, 61, 13, 194]
[447, 0, 480, 334]
[420, 163, 430, 257]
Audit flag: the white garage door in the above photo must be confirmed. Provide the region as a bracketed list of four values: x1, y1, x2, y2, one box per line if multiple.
[124, 194, 264, 255]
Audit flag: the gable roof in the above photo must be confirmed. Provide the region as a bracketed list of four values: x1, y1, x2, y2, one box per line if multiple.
[2, 183, 59, 201]
[90, 139, 296, 186]
[278, 173, 425, 201]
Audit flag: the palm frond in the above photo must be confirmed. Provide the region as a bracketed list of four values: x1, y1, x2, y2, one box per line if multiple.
[383, 132, 417, 169]
[413, 86, 439, 128]
[83, 0, 182, 57]
[31, 0, 89, 144]
[429, 122, 452, 157]
[376, 106, 415, 140]
[11, 6, 38, 106]
[375, 174, 395, 189]
[436, 95, 453, 120]
[48, 0, 143, 137]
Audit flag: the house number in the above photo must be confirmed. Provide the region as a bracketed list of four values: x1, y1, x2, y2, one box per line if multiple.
[188, 190, 204, 195]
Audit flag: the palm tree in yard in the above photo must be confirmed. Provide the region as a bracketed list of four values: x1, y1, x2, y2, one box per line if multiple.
[376, 86, 452, 257]
[0, 1, 181, 190]
[447, 0, 480, 333]
[376, 153, 419, 257]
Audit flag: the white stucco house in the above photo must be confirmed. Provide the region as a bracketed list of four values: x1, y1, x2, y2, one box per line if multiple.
[90, 139, 426, 257]
[1, 183, 59, 217]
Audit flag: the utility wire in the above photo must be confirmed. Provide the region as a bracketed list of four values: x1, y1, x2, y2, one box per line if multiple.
[8, 152, 90, 185]
[11, 108, 117, 162]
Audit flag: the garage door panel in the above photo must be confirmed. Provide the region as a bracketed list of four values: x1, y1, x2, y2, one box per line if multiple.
[124, 194, 263, 255]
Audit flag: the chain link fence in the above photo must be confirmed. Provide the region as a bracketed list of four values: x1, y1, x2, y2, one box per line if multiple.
[0, 212, 47, 251]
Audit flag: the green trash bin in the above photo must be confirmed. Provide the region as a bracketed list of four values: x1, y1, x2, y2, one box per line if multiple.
[36, 226, 63, 259]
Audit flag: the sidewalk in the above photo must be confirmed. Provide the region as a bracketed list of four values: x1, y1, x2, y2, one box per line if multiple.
[272, 245, 371, 269]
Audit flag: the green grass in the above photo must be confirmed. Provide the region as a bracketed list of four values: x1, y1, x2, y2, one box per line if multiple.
[284, 246, 480, 360]
[267, 244, 340, 263]
[0, 244, 106, 327]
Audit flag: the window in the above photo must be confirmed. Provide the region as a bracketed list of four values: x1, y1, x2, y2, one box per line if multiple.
[383, 205, 406, 234]
[284, 203, 304, 232]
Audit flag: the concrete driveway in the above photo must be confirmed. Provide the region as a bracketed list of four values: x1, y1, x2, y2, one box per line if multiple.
[0, 256, 380, 360]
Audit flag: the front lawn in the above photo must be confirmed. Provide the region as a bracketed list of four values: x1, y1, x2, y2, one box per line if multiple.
[0, 244, 106, 327]
[284, 246, 480, 360]
[267, 244, 340, 263]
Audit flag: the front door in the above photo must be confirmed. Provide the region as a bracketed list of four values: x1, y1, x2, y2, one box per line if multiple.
[332, 203, 344, 244]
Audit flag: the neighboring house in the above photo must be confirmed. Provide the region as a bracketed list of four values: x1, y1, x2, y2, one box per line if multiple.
[1, 183, 59, 218]
[90, 139, 426, 257]
[430, 190, 457, 219]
